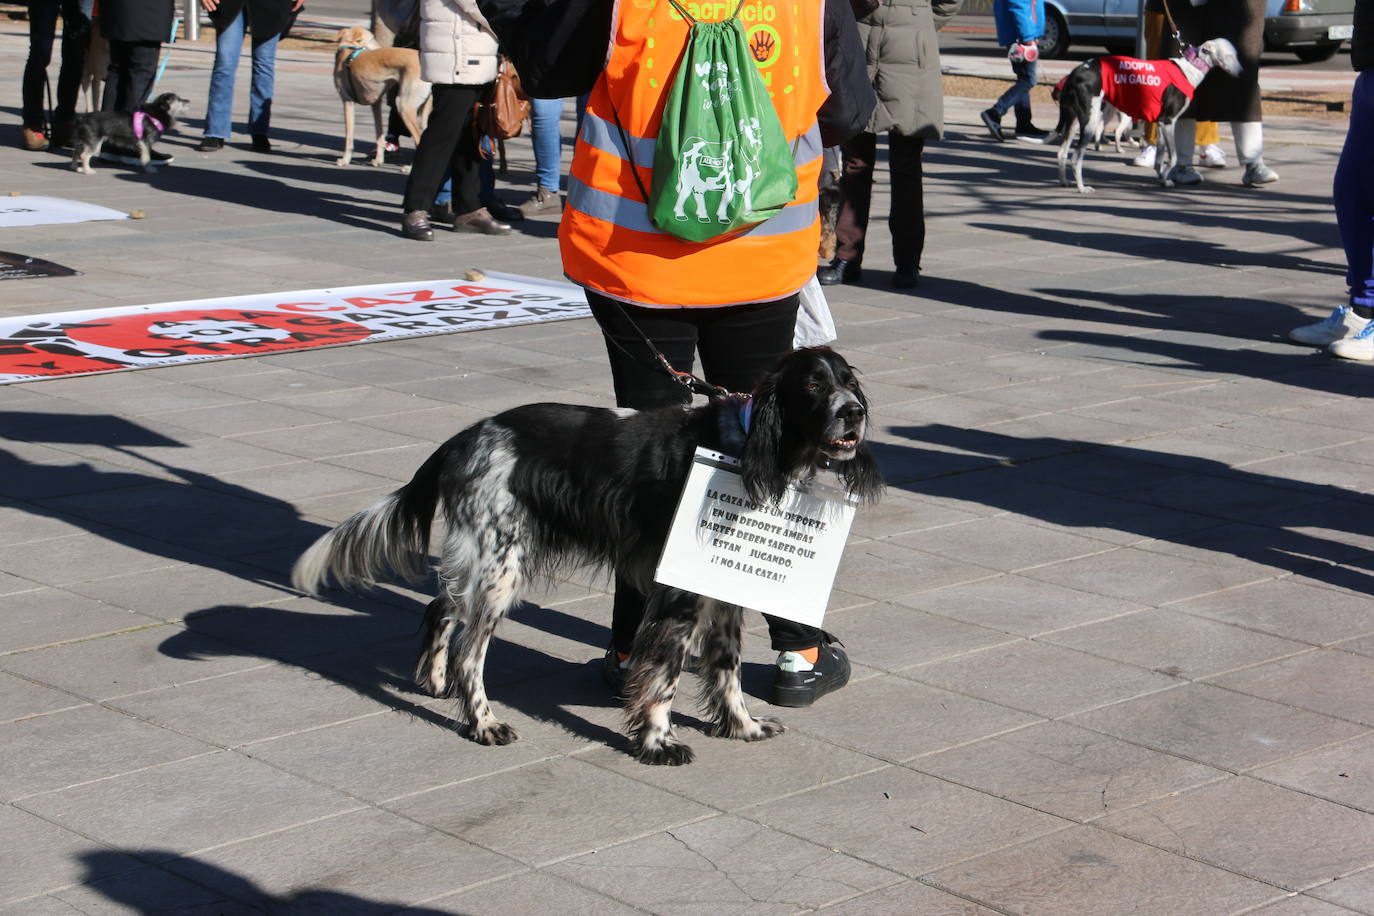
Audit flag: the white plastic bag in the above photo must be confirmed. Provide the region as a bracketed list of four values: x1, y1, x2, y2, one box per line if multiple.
[793, 276, 837, 348]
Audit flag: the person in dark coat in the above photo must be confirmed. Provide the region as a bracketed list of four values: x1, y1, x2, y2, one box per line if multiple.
[1287, 0, 1374, 358]
[1165, 0, 1278, 187]
[20, 0, 94, 151]
[196, 0, 303, 151]
[818, 0, 962, 289]
[99, 0, 175, 115]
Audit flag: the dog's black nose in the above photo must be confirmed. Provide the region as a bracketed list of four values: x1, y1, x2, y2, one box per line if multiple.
[837, 401, 865, 421]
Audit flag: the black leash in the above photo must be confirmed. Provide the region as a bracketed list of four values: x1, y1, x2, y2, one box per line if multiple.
[606, 300, 737, 398]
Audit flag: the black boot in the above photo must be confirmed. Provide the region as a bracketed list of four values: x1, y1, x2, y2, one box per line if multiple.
[817, 258, 861, 286]
[892, 265, 920, 289]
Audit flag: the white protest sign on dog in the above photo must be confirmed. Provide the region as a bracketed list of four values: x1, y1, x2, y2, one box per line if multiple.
[655, 449, 858, 627]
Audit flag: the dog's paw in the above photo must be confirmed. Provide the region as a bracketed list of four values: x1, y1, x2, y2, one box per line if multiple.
[470, 721, 518, 746]
[335, 156, 351, 167]
[1077, 185, 1095, 194]
[399, 165, 411, 175]
[636, 739, 695, 766]
[705, 715, 785, 741]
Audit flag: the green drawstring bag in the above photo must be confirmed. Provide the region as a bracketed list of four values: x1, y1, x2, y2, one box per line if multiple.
[647, 0, 798, 243]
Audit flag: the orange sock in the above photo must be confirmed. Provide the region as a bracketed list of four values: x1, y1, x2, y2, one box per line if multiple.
[796, 646, 820, 665]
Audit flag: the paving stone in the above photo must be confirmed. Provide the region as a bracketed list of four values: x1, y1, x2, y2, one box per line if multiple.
[0, 672, 87, 722]
[0, 586, 156, 652]
[835, 540, 1001, 602]
[0, 532, 184, 586]
[576, 730, 887, 812]
[1043, 608, 1311, 679]
[424, 871, 643, 915]
[157, 808, 521, 910]
[1, 624, 269, 700]
[18, 751, 363, 857]
[924, 824, 1278, 915]
[905, 640, 1178, 718]
[1066, 683, 1368, 772]
[1308, 868, 1374, 913]
[777, 674, 1039, 763]
[816, 880, 1003, 915]
[0, 704, 211, 800]
[743, 767, 1070, 878]
[1097, 777, 1374, 891]
[898, 574, 1141, 637]
[913, 720, 1227, 822]
[64, 563, 294, 621]
[386, 757, 713, 865]
[1168, 579, 1374, 645]
[891, 516, 1115, 573]
[547, 815, 902, 914]
[1020, 546, 1274, 607]
[1250, 732, 1374, 816]
[44, 860, 248, 915]
[0, 806, 140, 903]
[826, 600, 1018, 670]
[1208, 649, 1374, 727]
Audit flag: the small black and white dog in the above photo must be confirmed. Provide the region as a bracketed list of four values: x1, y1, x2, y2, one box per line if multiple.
[1053, 38, 1241, 193]
[293, 347, 883, 765]
[70, 92, 190, 174]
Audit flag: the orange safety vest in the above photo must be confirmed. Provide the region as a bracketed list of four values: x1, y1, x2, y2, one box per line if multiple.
[560, 0, 827, 308]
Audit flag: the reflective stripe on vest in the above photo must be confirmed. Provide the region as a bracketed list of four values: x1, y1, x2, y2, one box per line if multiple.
[559, 0, 828, 309]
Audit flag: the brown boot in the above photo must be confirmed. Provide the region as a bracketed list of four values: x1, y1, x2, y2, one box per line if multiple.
[453, 207, 512, 236]
[401, 209, 434, 242]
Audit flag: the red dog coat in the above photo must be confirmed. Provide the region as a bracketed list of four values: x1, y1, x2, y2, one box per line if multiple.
[1055, 57, 1195, 123]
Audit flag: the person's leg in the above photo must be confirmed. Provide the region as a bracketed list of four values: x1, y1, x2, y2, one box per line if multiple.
[23, 0, 60, 133]
[1338, 72, 1374, 318]
[246, 31, 278, 140]
[447, 83, 488, 215]
[887, 132, 925, 283]
[52, 0, 91, 127]
[1295, 70, 1373, 350]
[119, 40, 161, 111]
[982, 55, 1035, 139]
[529, 96, 562, 192]
[403, 84, 466, 212]
[206, 11, 245, 139]
[827, 131, 875, 277]
[1234, 120, 1278, 185]
[585, 292, 699, 656]
[1010, 57, 1037, 128]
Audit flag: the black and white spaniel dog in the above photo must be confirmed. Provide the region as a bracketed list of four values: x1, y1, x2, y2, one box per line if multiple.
[293, 347, 882, 765]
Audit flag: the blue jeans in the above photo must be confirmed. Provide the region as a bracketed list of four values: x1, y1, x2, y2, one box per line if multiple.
[1336, 69, 1374, 312]
[206, 10, 277, 139]
[530, 97, 563, 191]
[991, 55, 1036, 126]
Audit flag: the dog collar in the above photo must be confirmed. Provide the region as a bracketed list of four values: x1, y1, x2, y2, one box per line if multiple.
[735, 395, 753, 434]
[343, 46, 365, 64]
[132, 111, 164, 140]
[1180, 44, 1211, 75]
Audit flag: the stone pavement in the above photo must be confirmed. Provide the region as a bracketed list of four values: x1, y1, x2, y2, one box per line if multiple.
[2, 14, 1373, 915]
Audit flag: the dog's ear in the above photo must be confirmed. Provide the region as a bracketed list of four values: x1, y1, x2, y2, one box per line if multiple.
[741, 374, 790, 507]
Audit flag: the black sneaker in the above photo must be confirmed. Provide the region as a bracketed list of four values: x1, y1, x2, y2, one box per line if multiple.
[1014, 124, 1054, 144]
[602, 643, 629, 695]
[980, 108, 1004, 142]
[771, 638, 851, 708]
[196, 137, 225, 152]
[817, 257, 861, 286]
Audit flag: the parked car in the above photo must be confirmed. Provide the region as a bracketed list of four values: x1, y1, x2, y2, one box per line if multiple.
[959, 0, 1354, 62]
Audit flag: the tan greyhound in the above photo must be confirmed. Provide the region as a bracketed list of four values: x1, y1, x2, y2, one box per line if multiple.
[333, 26, 431, 169]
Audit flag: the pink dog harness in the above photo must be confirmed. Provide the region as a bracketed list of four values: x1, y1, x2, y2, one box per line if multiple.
[1096, 56, 1195, 122]
[132, 111, 164, 140]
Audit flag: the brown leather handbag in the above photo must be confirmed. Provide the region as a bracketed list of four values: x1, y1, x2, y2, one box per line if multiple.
[473, 57, 530, 143]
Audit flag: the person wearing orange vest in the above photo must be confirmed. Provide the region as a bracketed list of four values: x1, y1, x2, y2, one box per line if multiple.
[479, 0, 874, 707]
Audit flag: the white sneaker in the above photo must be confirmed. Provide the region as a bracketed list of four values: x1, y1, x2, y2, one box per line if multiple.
[1132, 145, 1157, 168]
[1243, 159, 1279, 186]
[1289, 305, 1371, 346]
[1198, 143, 1227, 168]
[1329, 321, 1374, 361]
[1168, 165, 1203, 186]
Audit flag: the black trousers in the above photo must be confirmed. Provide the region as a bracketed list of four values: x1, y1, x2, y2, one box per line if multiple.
[402, 82, 486, 214]
[23, 0, 92, 128]
[586, 291, 824, 655]
[102, 40, 161, 113]
[834, 131, 926, 271]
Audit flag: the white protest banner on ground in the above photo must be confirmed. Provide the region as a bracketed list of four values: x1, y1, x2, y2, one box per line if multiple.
[0, 196, 130, 228]
[0, 272, 590, 384]
[655, 449, 858, 627]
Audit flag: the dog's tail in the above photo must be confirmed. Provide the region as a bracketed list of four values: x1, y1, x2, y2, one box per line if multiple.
[292, 443, 449, 595]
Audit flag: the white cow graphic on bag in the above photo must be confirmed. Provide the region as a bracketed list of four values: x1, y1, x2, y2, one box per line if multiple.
[671, 117, 765, 225]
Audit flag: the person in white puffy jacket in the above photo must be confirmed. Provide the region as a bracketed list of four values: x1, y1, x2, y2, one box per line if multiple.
[400, 0, 510, 240]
